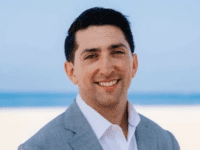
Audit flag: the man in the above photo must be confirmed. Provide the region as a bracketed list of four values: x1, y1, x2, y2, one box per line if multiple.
[18, 7, 180, 150]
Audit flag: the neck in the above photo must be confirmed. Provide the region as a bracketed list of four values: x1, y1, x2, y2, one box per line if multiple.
[100, 101, 128, 124]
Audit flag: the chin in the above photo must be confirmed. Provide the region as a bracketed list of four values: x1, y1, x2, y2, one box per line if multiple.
[96, 96, 121, 108]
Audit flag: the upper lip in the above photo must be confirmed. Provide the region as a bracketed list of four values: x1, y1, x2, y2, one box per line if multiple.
[95, 79, 120, 83]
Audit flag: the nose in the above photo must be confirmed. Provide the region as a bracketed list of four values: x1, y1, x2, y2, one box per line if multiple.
[99, 54, 114, 77]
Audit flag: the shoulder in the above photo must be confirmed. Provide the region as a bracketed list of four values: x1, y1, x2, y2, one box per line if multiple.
[20, 109, 74, 150]
[138, 114, 167, 134]
[137, 114, 180, 150]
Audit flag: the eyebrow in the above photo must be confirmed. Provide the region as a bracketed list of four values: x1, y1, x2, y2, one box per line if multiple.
[80, 48, 100, 56]
[80, 43, 127, 56]
[108, 43, 127, 50]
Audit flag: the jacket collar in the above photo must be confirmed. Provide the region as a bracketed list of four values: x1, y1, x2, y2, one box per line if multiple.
[64, 99, 103, 150]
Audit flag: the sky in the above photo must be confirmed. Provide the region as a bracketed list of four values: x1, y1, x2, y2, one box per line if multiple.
[0, 0, 200, 93]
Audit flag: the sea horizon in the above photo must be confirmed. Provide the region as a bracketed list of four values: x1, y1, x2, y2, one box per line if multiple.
[0, 92, 200, 107]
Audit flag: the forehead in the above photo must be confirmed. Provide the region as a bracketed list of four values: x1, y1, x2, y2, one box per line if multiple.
[75, 25, 129, 52]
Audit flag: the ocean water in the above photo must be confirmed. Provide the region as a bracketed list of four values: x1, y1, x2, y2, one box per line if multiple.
[0, 92, 200, 107]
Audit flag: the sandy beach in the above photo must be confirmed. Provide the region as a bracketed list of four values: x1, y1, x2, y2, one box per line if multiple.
[0, 105, 199, 150]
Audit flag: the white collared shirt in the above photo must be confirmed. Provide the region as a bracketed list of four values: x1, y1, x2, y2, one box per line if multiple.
[76, 94, 140, 150]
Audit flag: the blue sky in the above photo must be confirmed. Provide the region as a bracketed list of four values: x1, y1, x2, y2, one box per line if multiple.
[0, 0, 199, 93]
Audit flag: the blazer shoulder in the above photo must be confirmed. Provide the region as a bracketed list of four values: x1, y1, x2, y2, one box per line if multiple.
[138, 113, 166, 131]
[137, 114, 180, 150]
[20, 109, 74, 150]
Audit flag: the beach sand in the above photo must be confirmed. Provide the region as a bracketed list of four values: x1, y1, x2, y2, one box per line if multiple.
[0, 105, 199, 150]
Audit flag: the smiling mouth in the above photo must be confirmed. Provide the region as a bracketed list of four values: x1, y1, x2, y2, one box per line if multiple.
[95, 79, 120, 87]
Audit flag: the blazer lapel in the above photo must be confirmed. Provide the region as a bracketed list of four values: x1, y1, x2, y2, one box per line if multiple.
[135, 114, 157, 150]
[64, 100, 103, 150]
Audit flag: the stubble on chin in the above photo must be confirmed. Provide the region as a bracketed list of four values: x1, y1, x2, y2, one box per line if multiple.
[94, 92, 124, 108]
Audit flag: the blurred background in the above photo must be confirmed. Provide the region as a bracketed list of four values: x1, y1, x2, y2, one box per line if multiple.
[0, 0, 200, 150]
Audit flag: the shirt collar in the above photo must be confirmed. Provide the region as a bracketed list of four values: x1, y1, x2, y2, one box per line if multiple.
[76, 94, 111, 139]
[76, 94, 140, 139]
[128, 101, 140, 128]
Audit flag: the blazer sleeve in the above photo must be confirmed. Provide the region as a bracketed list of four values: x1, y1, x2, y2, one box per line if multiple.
[17, 144, 22, 150]
[18, 144, 41, 150]
[167, 131, 180, 150]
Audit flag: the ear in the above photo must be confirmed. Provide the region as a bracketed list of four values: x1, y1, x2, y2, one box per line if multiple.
[132, 54, 138, 78]
[64, 61, 78, 85]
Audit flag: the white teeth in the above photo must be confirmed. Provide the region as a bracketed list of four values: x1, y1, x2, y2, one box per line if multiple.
[98, 80, 118, 87]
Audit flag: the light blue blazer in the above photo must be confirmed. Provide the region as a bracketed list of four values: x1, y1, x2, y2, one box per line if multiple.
[18, 100, 180, 150]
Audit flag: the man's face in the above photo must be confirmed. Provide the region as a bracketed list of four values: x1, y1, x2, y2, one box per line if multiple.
[65, 25, 138, 109]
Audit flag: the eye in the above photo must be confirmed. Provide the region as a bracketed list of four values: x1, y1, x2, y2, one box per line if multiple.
[85, 54, 98, 59]
[113, 50, 124, 55]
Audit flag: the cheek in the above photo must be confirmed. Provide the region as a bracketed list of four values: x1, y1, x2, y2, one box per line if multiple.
[78, 64, 96, 83]
[117, 59, 131, 74]
[87, 72, 93, 79]
[86, 64, 98, 79]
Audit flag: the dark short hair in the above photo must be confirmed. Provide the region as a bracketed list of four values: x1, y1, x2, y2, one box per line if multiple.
[64, 7, 135, 63]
